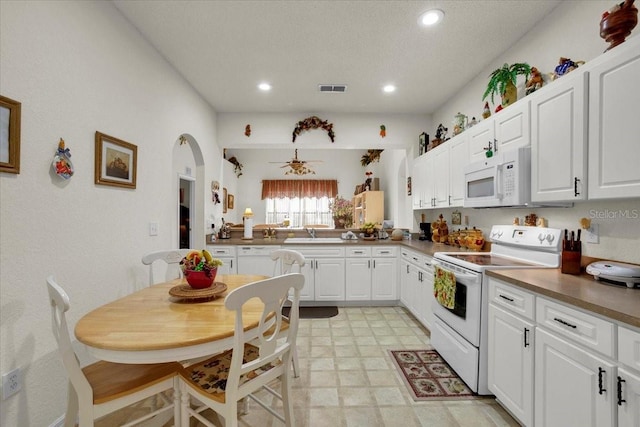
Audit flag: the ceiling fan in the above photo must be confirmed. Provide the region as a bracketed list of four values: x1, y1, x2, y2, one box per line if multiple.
[269, 149, 322, 175]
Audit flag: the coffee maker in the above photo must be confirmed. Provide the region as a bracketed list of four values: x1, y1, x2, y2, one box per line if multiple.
[419, 222, 432, 241]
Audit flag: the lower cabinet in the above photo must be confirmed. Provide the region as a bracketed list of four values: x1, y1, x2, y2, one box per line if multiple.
[290, 246, 346, 302]
[618, 366, 640, 427]
[236, 245, 280, 277]
[488, 303, 534, 427]
[346, 246, 398, 301]
[399, 248, 432, 330]
[206, 245, 237, 275]
[535, 328, 615, 427]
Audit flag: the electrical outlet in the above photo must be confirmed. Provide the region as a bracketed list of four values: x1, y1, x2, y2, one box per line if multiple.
[149, 222, 159, 236]
[584, 224, 599, 244]
[2, 368, 21, 400]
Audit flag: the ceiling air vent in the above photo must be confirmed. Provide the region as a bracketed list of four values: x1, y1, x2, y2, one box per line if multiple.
[318, 84, 347, 93]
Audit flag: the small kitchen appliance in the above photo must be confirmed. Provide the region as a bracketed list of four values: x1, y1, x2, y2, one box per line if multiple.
[431, 224, 563, 395]
[419, 222, 432, 241]
[586, 261, 640, 288]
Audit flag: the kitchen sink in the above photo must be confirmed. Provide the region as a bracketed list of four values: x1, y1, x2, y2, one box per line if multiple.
[283, 237, 345, 244]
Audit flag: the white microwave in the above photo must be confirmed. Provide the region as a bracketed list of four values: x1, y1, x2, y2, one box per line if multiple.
[463, 147, 531, 208]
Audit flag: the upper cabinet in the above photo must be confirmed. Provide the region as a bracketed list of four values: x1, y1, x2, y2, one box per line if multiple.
[530, 71, 588, 202]
[588, 37, 640, 199]
[468, 101, 530, 164]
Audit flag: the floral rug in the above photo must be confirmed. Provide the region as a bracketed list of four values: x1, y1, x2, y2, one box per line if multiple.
[389, 349, 480, 401]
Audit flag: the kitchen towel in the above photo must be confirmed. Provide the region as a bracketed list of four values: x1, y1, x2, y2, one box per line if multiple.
[434, 266, 456, 309]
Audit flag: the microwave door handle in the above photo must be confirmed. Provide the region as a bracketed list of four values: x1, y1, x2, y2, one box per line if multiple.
[495, 164, 504, 200]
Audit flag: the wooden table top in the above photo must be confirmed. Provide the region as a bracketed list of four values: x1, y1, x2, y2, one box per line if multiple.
[75, 274, 268, 364]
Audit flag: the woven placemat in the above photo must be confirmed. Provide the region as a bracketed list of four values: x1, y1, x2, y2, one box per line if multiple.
[169, 282, 227, 300]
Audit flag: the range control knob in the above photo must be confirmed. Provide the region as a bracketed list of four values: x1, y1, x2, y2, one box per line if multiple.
[545, 234, 555, 244]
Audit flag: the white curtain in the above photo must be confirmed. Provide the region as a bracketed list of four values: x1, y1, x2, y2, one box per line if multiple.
[265, 197, 331, 228]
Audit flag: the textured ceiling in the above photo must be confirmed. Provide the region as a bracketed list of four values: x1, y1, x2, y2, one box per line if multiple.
[113, 0, 562, 114]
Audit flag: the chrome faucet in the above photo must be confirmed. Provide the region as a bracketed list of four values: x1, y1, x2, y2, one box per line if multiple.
[307, 228, 316, 238]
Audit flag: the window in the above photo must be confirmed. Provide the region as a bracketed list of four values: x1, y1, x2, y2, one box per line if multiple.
[262, 179, 338, 227]
[265, 197, 331, 227]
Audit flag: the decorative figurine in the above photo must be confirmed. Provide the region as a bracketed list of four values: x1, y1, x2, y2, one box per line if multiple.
[379, 124, 386, 138]
[525, 67, 544, 95]
[245, 124, 251, 137]
[52, 138, 74, 180]
[482, 102, 491, 119]
[553, 57, 585, 80]
[467, 117, 478, 128]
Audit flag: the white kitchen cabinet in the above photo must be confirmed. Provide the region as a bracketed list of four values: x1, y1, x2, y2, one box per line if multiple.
[412, 154, 430, 209]
[530, 71, 588, 202]
[371, 247, 398, 300]
[468, 101, 530, 164]
[236, 245, 278, 276]
[448, 133, 469, 207]
[399, 248, 432, 329]
[535, 327, 615, 427]
[488, 303, 534, 427]
[206, 245, 237, 275]
[618, 326, 640, 427]
[345, 247, 372, 300]
[432, 145, 450, 207]
[588, 36, 640, 199]
[618, 367, 640, 427]
[290, 246, 345, 302]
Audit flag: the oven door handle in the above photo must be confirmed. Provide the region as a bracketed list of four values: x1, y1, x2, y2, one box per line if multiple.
[431, 261, 480, 282]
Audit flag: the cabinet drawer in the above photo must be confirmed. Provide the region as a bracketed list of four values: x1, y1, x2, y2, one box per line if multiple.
[287, 246, 345, 257]
[489, 278, 535, 321]
[619, 325, 640, 372]
[237, 246, 278, 256]
[372, 246, 397, 257]
[536, 297, 614, 358]
[206, 246, 236, 256]
[346, 247, 372, 257]
[400, 249, 424, 267]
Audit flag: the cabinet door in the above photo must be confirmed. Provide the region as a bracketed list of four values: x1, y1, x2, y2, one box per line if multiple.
[449, 134, 469, 207]
[432, 145, 450, 207]
[314, 258, 345, 301]
[406, 264, 420, 318]
[488, 304, 534, 427]
[494, 100, 530, 153]
[371, 257, 397, 300]
[468, 119, 495, 164]
[418, 267, 434, 330]
[535, 328, 615, 427]
[217, 257, 236, 275]
[299, 262, 315, 301]
[412, 155, 428, 209]
[618, 367, 640, 427]
[531, 72, 587, 202]
[588, 39, 640, 199]
[345, 258, 371, 300]
[236, 256, 275, 276]
[400, 260, 411, 306]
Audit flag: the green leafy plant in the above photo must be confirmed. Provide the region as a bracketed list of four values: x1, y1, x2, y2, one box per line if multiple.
[482, 63, 532, 104]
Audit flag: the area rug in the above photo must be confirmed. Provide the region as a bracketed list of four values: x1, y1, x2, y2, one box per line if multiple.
[282, 306, 338, 319]
[389, 349, 480, 401]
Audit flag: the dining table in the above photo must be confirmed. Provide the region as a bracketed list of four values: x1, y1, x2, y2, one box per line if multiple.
[75, 274, 269, 364]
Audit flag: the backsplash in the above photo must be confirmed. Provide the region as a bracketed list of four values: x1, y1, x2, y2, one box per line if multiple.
[418, 199, 640, 264]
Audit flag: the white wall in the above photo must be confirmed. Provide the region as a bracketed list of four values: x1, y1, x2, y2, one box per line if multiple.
[0, 2, 223, 425]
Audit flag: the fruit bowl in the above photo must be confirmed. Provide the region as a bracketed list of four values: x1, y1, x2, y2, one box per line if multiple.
[184, 269, 217, 289]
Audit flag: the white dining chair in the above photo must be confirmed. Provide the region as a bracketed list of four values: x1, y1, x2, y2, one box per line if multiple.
[46, 276, 182, 427]
[270, 249, 305, 377]
[179, 273, 305, 427]
[142, 249, 192, 286]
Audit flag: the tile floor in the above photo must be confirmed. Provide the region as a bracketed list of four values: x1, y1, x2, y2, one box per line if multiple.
[103, 306, 520, 427]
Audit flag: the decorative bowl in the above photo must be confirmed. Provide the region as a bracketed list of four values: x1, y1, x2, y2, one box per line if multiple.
[184, 268, 217, 289]
[600, 0, 638, 51]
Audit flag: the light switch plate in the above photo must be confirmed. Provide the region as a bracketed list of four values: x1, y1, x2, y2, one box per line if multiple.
[149, 222, 159, 236]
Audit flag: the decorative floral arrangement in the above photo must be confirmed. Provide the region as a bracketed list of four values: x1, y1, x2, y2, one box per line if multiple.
[180, 250, 223, 277]
[360, 149, 383, 166]
[292, 115, 335, 143]
[330, 196, 353, 227]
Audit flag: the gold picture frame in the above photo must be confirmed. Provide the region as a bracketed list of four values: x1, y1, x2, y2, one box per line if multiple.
[223, 188, 228, 213]
[95, 131, 137, 189]
[227, 194, 235, 210]
[0, 95, 22, 174]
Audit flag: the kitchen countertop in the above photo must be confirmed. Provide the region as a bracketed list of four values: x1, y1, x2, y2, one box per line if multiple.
[487, 269, 640, 329]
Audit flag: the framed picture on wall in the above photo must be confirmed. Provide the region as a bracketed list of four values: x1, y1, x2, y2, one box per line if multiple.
[407, 177, 412, 196]
[227, 194, 235, 210]
[95, 131, 137, 189]
[0, 95, 21, 174]
[223, 188, 228, 213]
[418, 132, 427, 156]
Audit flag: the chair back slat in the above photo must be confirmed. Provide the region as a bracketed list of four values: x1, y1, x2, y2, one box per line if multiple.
[270, 249, 305, 276]
[141, 249, 192, 285]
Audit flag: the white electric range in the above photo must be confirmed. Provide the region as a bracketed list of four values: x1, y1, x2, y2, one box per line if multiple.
[431, 224, 563, 395]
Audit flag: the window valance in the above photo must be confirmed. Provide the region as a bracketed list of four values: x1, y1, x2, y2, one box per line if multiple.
[261, 179, 338, 200]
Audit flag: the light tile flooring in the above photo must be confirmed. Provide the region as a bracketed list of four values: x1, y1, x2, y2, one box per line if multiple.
[103, 306, 519, 427]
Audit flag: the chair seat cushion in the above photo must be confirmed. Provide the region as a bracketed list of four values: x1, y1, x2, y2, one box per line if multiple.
[182, 344, 281, 402]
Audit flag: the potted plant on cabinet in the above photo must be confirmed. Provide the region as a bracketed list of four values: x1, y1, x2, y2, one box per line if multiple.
[482, 62, 531, 110]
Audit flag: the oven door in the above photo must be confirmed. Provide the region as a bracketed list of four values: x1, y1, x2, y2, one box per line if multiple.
[431, 259, 482, 347]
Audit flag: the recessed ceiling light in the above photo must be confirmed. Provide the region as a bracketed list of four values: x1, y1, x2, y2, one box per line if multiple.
[258, 82, 272, 91]
[383, 85, 396, 93]
[419, 9, 444, 26]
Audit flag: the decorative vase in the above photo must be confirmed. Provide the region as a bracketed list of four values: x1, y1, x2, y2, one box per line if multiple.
[334, 217, 346, 229]
[600, 0, 638, 51]
[501, 80, 517, 108]
[184, 268, 217, 289]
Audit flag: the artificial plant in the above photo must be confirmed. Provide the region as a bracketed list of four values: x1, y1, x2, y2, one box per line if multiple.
[482, 63, 532, 106]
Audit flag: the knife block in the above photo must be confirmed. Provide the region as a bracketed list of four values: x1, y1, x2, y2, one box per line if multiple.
[561, 247, 582, 275]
